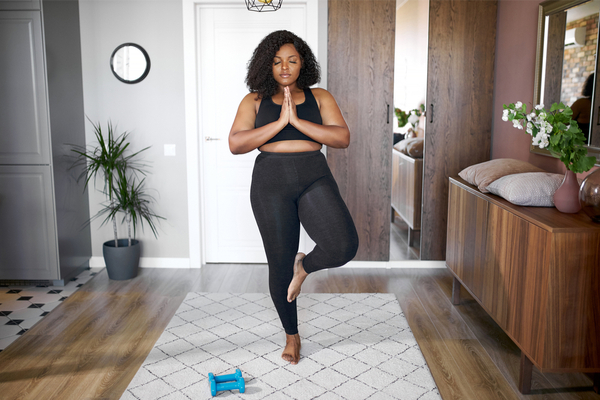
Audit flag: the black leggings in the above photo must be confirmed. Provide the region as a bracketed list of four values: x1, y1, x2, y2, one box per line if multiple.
[250, 150, 359, 335]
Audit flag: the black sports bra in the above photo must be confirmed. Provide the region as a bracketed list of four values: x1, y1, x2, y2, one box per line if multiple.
[255, 88, 322, 145]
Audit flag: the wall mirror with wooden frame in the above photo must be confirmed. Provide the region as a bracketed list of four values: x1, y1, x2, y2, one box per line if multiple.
[534, 0, 600, 164]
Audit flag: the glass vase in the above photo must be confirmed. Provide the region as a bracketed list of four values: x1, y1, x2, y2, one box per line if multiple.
[579, 168, 600, 223]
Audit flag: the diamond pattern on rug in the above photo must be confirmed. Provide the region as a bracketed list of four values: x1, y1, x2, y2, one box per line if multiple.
[122, 293, 440, 400]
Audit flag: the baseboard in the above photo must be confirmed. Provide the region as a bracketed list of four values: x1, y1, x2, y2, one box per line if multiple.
[89, 257, 445, 269]
[90, 257, 191, 269]
[344, 260, 446, 269]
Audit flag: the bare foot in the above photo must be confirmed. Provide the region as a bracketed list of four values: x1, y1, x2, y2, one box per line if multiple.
[282, 333, 301, 364]
[287, 253, 308, 302]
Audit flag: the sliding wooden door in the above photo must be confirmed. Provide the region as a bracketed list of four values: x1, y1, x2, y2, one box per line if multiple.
[421, 0, 497, 260]
[327, 0, 396, 261]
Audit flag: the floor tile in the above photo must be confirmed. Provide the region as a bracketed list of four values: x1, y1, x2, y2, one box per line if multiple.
[19, 316, 44, 330]
[0, 335, 19, 350]
[0, 301, 31, 312]
[27, 293, 63, 304]
[0, 324, 23, 339]
[0, 267, 102, 350]
[41, 301, 62, 312]
[8, 307, 45, 321]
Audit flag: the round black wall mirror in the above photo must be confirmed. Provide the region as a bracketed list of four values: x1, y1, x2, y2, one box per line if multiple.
[110, 43, 150, 84]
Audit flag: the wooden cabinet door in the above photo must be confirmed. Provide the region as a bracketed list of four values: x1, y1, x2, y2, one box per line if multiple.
[0, 11, 51, 165]
[327, 0, 396, 261]
[0, 166, 59, 280]
[421, 0, 497, 260]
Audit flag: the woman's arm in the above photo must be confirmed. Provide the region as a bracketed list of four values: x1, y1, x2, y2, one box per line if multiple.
[229, 93, 288, 154]
[287, 87, 350, 148]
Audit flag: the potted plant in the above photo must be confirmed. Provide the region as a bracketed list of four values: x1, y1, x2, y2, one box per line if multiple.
[502, 101, 596, 212]
[70, 120, 164, 280]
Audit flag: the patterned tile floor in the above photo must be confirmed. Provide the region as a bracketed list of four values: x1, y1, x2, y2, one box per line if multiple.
[0, 267, 103, 351]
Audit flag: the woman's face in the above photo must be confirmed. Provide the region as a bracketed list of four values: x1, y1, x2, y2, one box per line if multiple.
[272, 43, 302, 88]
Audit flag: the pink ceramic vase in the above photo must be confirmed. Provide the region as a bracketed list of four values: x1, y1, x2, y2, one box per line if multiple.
[553, 170, 582, 213]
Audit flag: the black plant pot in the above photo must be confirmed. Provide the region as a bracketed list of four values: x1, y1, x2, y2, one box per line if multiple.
[102, 239, 140, 280]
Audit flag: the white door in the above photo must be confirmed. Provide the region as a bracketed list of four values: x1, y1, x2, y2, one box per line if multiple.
[197, 4, 316, 263]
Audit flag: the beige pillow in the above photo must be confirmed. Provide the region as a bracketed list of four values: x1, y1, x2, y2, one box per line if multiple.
[393, 138, 423, 157]
[458, 158, 545, 193]
[406, 138, 424, 158]
[486, 172, 564, 206]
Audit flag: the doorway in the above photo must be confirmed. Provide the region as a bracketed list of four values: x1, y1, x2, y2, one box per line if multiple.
[182, 0, 322, 265]
[389, 0, 429, 261]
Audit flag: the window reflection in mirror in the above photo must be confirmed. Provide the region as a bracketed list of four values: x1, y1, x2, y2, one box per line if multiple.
[110, 43, 150, 84]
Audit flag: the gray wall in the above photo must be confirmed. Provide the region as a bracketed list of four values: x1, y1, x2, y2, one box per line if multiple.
[79, 0, 189, 259]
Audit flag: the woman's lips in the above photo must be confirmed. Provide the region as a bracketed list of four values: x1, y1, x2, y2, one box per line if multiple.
[280, 74, 290, 78]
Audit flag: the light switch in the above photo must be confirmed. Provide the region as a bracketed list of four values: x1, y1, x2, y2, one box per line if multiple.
[164, 144, 176, 156]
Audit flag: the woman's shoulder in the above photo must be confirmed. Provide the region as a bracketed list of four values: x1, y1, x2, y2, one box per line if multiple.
[240, 92, 263, 113]
[241, 92, 262, 103]
[309, 87, 336, 106]
[571, 97, 591, 111]
[309, 87, 331, 98]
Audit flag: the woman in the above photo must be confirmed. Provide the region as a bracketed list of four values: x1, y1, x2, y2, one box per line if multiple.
[229, 30, 359, 365]
[571, 73, 594, 143]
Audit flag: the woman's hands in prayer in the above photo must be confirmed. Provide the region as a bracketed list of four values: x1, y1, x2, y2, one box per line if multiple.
[279, 86, 299, 127]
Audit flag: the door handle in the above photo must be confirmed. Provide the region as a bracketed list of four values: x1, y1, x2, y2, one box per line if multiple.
[430, 104, 434, 123]
[205, 136, 221, 141]
[387, 104, 390, 124]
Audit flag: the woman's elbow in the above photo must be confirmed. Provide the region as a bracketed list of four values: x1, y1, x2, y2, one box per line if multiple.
[229, 137, 243, 155]
[336, 131, 350, 148]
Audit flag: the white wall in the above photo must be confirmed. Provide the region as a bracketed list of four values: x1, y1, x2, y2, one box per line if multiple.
[79, 0, 189, 260]
[393, 0, 429, 131]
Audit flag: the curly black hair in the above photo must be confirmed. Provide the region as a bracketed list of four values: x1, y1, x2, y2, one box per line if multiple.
[582, 73, 595, 97]
[246, 30, 320, 98]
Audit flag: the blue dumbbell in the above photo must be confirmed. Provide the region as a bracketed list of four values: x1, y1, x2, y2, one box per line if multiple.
[208, 369, 245, 396]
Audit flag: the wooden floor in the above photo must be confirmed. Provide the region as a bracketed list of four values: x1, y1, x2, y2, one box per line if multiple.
[0, 266, 598, 400]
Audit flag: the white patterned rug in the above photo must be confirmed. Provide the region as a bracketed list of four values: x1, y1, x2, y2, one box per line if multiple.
[122, 293, 441, 400]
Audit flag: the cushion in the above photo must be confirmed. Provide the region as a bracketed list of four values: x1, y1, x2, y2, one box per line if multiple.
[406, 138, 424, 158]
[486, 172, 564, 207]
[458, 158, 546, 193]
[393, 137, 423, 158]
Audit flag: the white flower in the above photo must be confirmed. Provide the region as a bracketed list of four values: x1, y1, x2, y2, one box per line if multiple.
[535, 113, 547, 125]
[502, 109, 509, 121]
[515, 101, 523, 108]
[532, 132, 549, 148]
[544, 121, 553, 134]
[535, 104, 544, 110]
[539, 123, 546, 135]
[526, 122, 533, 134]
[527, 112, 536, 121]
[513, 119, 523, 129]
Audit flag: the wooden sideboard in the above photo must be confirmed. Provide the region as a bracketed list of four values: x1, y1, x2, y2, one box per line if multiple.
[446, 177, 600, 394]
[391, 149, 422, 247]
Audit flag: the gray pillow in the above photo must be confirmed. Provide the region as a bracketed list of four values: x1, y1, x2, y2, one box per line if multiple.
[486, 172, 564, 207]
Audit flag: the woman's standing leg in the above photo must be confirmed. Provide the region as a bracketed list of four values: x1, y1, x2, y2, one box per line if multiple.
[250, 154, 304, 363]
